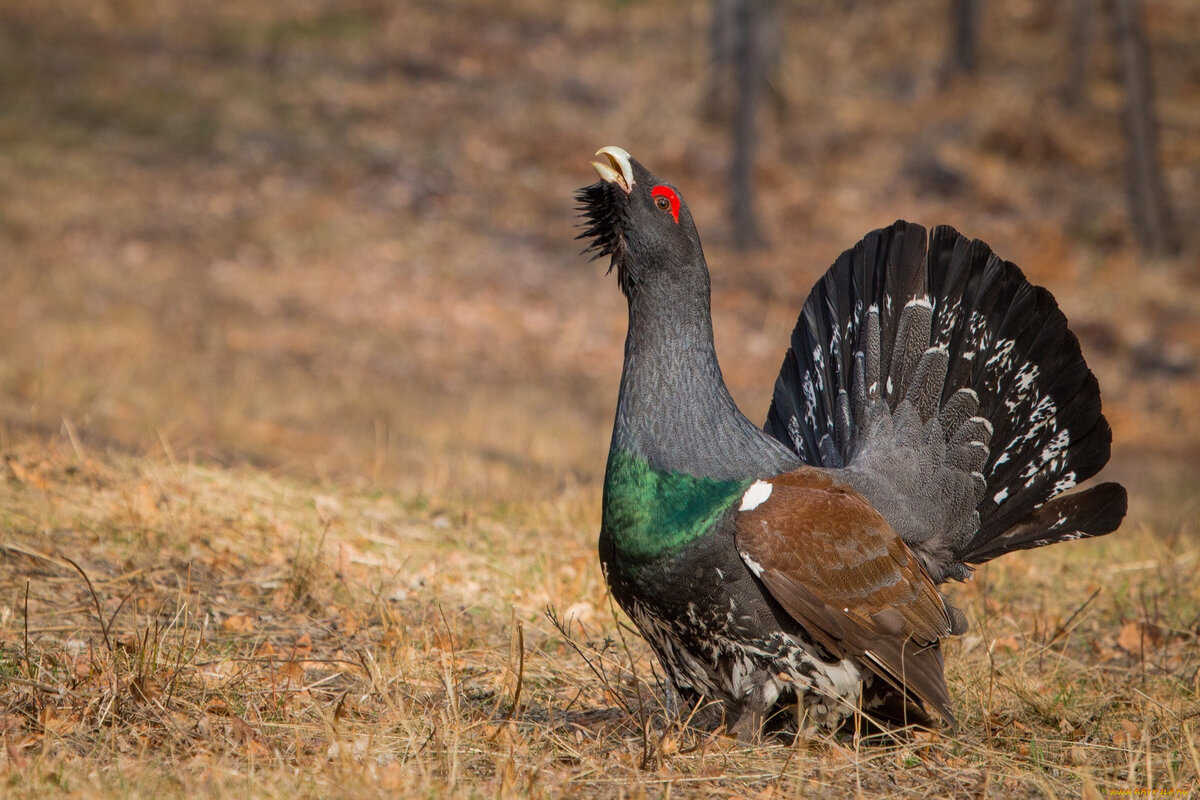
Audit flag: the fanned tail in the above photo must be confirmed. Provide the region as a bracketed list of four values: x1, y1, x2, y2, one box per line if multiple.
[765, 221, 1126, 583]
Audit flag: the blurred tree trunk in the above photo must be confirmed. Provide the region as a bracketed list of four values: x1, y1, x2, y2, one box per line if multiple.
[1109, 0, 1179, 256]
[702, 0, 783, 123]
[701, 0, 735, 120]
[944, 0, 982, 77]
[729, 0, 766, 250]
[703, 0, 780, 250]
[1063, 0, 1094, 107]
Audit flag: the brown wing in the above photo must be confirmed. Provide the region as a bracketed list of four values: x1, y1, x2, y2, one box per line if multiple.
[735, 466, 957, 725]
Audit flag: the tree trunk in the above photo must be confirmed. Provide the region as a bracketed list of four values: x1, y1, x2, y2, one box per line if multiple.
[702, 0, 783, 123]
[1063, 0, 1093, 108]
[730, 0, 765, 250]
[1110, 0, 1179, 256]
[945, 0, 982, 77]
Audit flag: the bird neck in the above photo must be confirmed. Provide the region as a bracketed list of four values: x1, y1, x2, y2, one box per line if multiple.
[609, 274, 799, 483]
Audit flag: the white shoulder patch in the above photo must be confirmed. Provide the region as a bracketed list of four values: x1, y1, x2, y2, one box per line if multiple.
[739, 480, 773, 511]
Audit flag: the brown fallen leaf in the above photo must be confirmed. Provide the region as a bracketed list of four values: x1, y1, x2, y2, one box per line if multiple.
[1112, 718, 1142, 748]
[911, 729, 941, 745]
[222, 614, 255, 633]
[130, 675, 162, 704]
[206, 698, 231, 716]
[1117, 621, 1164, 654]
[38, 706, 73, 735]
[276, 659, 305, 683]
[231, 717, 270, 758]
[72, 654, 96, 680]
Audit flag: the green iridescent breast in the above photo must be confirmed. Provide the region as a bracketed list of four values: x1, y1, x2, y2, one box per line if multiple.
[601, 448, 751, 566]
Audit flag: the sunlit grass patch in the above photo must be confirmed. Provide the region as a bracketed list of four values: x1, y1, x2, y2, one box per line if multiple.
[0, 441, 1195, 797]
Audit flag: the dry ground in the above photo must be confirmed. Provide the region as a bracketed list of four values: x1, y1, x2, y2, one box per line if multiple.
[1, 0, 1199, 797]
[2, 441, 1200, 798]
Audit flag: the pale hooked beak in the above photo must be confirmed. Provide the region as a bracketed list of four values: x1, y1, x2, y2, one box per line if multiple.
[589, 146, 634, 193]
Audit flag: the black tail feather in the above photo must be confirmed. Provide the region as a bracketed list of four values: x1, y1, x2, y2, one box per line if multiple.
[963, 481, 1128, 564]
[765, 221, 1126, 581]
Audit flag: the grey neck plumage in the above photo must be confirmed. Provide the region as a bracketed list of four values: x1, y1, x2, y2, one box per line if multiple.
[610, 273, 801, 482]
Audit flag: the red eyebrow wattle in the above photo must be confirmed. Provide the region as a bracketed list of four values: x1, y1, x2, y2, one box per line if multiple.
[651, 185, 680, 223]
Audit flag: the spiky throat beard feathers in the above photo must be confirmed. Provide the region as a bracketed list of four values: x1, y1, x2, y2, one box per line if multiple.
[576, 181, 638, 299]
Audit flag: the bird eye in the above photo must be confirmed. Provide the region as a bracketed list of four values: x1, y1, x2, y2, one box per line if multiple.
[650, 185, 681, 223]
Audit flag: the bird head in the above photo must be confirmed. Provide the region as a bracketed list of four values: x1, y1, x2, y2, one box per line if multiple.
[577, 146, 705, 301]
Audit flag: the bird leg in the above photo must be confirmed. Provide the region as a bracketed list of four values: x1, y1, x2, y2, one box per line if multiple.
[729, 705, 766, 742]
[660, 678, 683, 719]
[729, 672, 780, 741]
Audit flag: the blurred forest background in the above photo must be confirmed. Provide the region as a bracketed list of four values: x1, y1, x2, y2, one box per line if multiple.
[1, 0, 1198, 529]
[2, 1, 1200, 796]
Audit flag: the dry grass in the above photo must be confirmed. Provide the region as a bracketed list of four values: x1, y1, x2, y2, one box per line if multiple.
[1, 0, 1199, 796]
[1, 441, 1198, 798]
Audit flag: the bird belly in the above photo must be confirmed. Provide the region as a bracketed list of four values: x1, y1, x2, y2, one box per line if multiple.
[634, 600, 864, 729]
[611, 554, 864, 730]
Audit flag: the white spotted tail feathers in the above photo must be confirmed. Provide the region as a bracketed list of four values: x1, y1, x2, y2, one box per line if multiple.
[765, 221, 1126, 583]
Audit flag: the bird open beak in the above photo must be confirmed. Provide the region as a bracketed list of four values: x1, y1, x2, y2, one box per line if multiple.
[590, 146, 634, 194]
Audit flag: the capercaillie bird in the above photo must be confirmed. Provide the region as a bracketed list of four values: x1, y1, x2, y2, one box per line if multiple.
[578, 146, 1127, 739]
